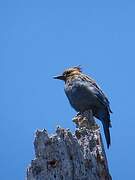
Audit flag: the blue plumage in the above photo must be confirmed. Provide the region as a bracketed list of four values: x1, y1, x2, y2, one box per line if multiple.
[54, 67, 112, 148]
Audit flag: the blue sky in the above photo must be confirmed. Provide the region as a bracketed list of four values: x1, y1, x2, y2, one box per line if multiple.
[0, 0, 135, 179]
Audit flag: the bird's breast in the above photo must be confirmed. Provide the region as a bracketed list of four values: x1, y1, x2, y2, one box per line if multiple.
[64, 79, 96, 112]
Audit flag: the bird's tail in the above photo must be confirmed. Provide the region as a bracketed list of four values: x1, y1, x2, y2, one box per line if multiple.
[102, 118, 111, 148]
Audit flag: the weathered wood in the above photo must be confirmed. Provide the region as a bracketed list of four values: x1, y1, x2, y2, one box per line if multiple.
[26, 111, 111, 180]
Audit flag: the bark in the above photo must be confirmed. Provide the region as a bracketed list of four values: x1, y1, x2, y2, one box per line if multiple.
[26, 111, 111, 180]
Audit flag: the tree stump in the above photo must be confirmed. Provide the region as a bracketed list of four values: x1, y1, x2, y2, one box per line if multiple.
[26, 110, 111, 180]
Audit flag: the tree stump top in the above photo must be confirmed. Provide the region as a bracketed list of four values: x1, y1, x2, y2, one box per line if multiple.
[26, 111, 111, 180]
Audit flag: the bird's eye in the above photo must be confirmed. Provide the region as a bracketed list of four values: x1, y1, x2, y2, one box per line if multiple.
[63, 72, 66, 76]
[63, 71, 70, 76]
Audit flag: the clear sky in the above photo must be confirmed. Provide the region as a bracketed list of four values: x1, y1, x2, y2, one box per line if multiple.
[0, 0, 135, 179]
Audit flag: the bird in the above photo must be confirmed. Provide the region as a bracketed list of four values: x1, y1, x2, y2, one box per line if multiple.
[54, 66, 112, 148]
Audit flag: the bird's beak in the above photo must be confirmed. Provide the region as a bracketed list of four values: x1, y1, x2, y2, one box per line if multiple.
[53, 75, 65, 81]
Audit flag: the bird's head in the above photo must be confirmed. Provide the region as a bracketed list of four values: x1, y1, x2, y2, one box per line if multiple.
[54, 66, 82, 82]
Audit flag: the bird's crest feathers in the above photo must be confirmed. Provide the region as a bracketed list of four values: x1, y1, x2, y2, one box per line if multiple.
[63, 66, 82, 77]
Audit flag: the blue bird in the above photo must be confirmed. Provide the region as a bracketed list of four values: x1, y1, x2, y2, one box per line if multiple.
[54, 66, 112, 148]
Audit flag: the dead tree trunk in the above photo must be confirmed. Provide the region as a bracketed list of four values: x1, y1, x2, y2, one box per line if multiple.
[26, 111, 112, 180]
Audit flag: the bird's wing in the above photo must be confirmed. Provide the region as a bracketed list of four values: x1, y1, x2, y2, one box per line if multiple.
[83, 75, 112, 113]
